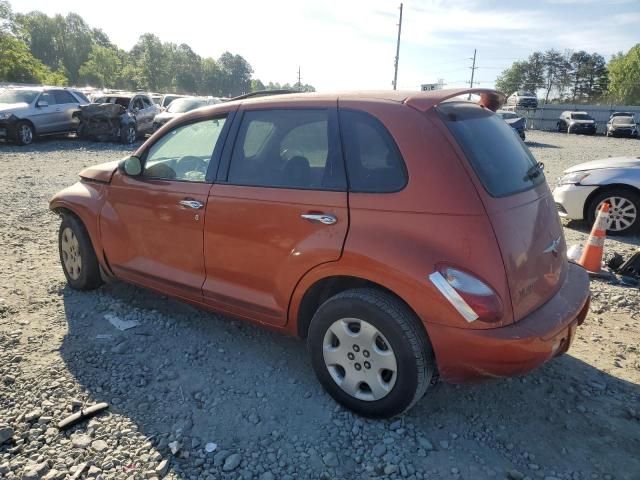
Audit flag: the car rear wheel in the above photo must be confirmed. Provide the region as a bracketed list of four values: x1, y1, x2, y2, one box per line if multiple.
[121, 125, 137, 144]
[58, 215, 103, 290]
[307, 288, 434, 418]
[15, 121, 34, 146]
[588, 189, 640, 235]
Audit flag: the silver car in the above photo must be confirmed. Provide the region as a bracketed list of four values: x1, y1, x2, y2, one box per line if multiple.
[606, 115, 638, 138]
[553, 157, 640, 235]
[0, 87, 90, 145]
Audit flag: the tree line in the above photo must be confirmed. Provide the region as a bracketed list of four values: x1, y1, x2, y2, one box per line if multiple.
[0, 1, 315, 96]
[495, 47, 640, 105]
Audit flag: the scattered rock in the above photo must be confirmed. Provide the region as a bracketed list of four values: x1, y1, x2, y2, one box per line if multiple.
[322, 452, 339, 467]
[222, 453, 242, 472]
[0, 425, 14, 444]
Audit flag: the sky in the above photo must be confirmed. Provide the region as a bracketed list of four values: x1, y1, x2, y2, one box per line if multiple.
[11, 0, 640, 91]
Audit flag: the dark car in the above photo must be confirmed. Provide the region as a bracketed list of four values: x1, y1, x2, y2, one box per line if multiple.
[50, 88, 590, 418]
[557, 111, 597, 135]
[496, 110, 526, 140]
[77, 93, 162, 144]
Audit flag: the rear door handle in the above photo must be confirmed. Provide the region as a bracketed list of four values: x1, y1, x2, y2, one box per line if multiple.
[179, 199, 204, 209]
[301, 213, 337, 225]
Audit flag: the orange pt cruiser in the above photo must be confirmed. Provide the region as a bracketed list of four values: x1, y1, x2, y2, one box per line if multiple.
[51, 89, 591, 418]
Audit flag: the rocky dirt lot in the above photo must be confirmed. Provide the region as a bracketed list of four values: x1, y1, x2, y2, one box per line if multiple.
[0, 131, 639, 480]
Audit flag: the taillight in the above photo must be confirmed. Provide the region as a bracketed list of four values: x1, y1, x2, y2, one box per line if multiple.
[429, 265, 503, 323]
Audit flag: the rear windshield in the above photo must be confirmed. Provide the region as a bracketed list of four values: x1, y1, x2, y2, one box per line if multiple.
[612, 116, 634, 125]
[570, 113, 591, 120]
[438, 102, 544, 197]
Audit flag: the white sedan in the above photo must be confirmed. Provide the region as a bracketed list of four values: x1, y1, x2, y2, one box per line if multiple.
[553, 156, 640, 235]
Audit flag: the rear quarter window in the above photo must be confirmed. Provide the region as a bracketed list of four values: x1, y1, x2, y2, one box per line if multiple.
[339, 110, 407, 193]
[438, 102, 544, 197]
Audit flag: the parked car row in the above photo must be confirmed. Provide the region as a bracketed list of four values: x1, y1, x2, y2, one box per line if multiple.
[0, 86, 223, 145]
[557, 110, 638, 138]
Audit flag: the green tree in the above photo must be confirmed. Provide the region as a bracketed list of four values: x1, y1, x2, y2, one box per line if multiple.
[568, 51, 608, 102]
[130, 33, 170, 90]
[495, 61, 528, 95]
[218, 52, 253, 96]
[0, 32, 66, 84]
[200, 57, 223, 96]
[522, 52, 545, 93]
[251, 79, 265, 91]
[172, 43, 201, 94]
[78, 44, 121, 87]
[607, 44, 640, 104]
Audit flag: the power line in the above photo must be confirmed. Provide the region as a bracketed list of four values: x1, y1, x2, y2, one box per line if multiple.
[392, 3, 403, 90]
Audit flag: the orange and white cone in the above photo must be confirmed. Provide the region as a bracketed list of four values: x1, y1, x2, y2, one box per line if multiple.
[578, 202, 609, 274]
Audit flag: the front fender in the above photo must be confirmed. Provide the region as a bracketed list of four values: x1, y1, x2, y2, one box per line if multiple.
[49, 181, 108, 267]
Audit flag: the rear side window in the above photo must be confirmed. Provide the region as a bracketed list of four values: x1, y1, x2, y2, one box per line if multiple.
[438, 102, 544, 197]
[339, 110, 406, 193]
[227, 109, 345, 190]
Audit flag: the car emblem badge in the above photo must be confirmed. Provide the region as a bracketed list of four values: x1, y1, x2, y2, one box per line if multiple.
[543, 235, 562, 257]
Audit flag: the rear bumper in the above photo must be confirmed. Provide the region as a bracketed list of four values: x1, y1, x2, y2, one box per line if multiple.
[428, 262, 590, 383]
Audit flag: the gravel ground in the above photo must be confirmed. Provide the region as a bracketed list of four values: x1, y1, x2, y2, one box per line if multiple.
[0, 131, 639, 480]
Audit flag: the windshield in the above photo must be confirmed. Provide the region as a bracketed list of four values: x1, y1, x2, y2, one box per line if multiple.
[571, 113, 592, 120]
[438, 102, 544, 197]
[0, 89, 39, 104]
[612, 116, 634, 125]
[167, 98, 206, 113]
[518, 91, 534, 97]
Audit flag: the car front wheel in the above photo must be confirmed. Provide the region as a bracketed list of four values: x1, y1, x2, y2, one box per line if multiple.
[588, 189, 640, 235]
[58, 215, 104, 290]
[15, 121, 34, 146]
[308, 288, 434, 418]
[121, 125, 137, 144]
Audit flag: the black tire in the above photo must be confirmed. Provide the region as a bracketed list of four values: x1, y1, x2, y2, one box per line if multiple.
[587, 188, 640, 236]
[307, 288, 434, 418]
[121, 124, 137, 144]
[58, 215, 103, 290]
[15, 121, 34, 146]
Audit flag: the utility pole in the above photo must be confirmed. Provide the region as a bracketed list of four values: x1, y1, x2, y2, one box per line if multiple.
[467, 49, 477, 99]
[392, 3, 403, 90]
[297, 66, 302, 91]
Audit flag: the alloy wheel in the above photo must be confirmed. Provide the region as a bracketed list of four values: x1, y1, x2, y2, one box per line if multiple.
[19, 124, 33, 144]
[322, 318, 397, 401]
[598, 196, 637, 232]
[60, 227, 82, 280]
[126, 126, 136, 144]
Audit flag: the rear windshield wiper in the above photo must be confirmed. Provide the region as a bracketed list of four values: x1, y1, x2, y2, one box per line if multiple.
[524, 161, 544, 181]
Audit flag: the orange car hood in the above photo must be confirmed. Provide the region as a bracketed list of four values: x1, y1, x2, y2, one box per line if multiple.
[79, 160, 120, 184]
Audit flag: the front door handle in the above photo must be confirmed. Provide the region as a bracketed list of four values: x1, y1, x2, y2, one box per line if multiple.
[179, 199, 204, 210]
[301, 213, 337, 225]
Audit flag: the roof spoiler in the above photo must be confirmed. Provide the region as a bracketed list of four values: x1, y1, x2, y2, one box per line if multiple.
[405, 88, 506, 113]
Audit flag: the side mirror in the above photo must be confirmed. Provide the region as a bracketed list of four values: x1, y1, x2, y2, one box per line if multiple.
[36, 100, 49, 108]
[119, 155, 142, 176]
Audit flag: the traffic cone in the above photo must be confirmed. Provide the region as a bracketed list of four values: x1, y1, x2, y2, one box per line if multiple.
[578, 202, 609, 274]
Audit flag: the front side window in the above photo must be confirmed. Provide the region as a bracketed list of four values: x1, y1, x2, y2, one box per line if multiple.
[227, 109, 345, 190]
[38, 92, 57, 105]
[143, 117, 227, 182]
[339, 110, 407, 193]
[438, 102, 544, 197]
